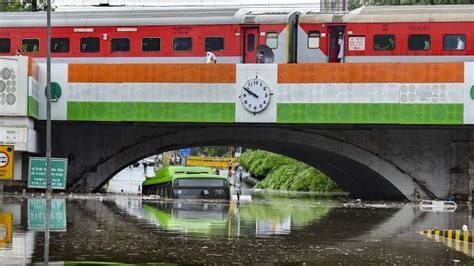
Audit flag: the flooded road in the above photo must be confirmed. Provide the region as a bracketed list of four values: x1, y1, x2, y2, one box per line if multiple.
[0, 193, 474, 264]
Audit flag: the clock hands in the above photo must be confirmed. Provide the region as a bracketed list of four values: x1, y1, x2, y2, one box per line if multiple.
[243, 87, 258, 98]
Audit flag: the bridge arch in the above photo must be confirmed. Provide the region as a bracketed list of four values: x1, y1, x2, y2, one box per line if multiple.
[44, 122, 431, 201]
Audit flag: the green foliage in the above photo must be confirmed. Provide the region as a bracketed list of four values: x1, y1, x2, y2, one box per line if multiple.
[0, 0, 49, 12]
[238, 150, 342, 192]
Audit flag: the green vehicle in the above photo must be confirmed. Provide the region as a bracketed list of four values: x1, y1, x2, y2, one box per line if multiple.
[142, 166, 230, 200]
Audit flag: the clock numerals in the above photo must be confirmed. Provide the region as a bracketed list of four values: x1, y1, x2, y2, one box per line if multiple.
[240, 78, 272, 114]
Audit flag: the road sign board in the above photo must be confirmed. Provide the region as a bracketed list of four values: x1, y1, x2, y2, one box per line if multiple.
[28, 157, 68, 189]
[27, 198, 66, 231]
[0, 145, 14, 180]
[180, 148, 191, 157]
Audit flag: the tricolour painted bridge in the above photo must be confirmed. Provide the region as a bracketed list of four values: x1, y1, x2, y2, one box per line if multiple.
[2, 56, 474, 200]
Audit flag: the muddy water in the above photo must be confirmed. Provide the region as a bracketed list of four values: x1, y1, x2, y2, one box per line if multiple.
[0, 193, 473, 265]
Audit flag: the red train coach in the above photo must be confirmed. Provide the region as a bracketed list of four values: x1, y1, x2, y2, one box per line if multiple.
[298, 5, 474, 63]
[0, 7, 299, 63]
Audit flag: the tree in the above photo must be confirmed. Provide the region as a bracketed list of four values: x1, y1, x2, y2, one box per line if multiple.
[0, 0, 47, 12]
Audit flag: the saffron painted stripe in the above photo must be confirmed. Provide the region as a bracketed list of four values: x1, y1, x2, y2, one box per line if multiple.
[68, 83, 236, 103]
[68, 64, 236, 83]
[67, 102, 235, 122]
[278, 63, 464, 83]
[277, 103, 463, 124]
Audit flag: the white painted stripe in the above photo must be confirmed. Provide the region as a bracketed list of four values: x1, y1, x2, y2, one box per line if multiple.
[400, 83, 464, 104]
[68, 83, 237, 103]
[68, 83, 122, 102]
[464, 62, 474, 124]
[278, 83, 464, 104]
[278, 83, 400, 103]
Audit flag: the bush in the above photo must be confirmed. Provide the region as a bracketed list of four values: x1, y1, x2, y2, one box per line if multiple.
[239, 150, 341, 192]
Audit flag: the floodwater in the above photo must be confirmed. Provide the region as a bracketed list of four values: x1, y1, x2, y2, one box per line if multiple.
[0, 192, 474, 265]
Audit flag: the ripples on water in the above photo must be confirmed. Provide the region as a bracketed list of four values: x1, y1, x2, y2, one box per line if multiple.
[0, 193, 473, 264]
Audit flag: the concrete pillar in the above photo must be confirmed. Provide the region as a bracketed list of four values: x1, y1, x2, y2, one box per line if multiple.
[13, 151, 22, 181]
[449, 141, 470, 201]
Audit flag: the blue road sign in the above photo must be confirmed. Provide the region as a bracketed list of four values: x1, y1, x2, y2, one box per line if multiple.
[179, 148, 191, 157]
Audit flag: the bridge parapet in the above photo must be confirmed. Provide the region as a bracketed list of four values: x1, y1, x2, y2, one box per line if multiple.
[28, 61, 473, 125]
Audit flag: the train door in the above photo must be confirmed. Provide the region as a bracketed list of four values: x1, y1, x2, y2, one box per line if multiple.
[242, 27, 259, 63]
[328, 26, 345, 63]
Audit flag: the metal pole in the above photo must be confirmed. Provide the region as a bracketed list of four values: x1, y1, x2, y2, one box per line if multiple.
[45, 1, 52, 264]
[46, 0, 52, 198]
[44, 198, 51, 265]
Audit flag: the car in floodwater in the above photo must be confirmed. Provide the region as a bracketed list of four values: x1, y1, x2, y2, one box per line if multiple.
[142, 166, 230, 200]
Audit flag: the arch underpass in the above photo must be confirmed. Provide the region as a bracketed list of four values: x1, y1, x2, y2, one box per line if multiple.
[35, 122, 434, 201]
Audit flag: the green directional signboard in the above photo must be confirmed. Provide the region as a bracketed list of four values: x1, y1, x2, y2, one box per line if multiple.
[28, 157, 67, 189]
[27, 198, 67, 231]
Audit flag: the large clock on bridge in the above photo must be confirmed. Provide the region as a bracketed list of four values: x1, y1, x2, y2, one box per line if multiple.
[239, 76, 273, 114]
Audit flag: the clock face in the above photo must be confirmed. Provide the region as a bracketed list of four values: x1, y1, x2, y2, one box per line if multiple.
[239, 78, 272, 113]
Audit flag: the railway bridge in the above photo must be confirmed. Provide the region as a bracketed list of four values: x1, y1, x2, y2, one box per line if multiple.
[1, 56, 474, 200]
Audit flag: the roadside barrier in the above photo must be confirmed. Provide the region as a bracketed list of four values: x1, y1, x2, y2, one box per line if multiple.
[420, 229, 474, 257]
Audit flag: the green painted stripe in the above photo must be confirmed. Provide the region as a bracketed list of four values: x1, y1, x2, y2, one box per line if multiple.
[67, 102, 235, 122]
[399, 104, 463, 124]
[277, 103, 463, 124]
[28, 96, 39, 119]
[68, 102, 122, 121]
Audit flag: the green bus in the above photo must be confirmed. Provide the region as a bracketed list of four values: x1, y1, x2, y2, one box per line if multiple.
[142, 166, 230, 200]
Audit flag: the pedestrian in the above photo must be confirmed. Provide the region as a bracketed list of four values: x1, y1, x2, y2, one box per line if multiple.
[337, 32, 344, 63]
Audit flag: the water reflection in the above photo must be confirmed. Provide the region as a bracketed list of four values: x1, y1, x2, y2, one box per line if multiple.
[0, 195, 473, 264]
[143, 202, 229, 236]
[116, 195, 333, 238]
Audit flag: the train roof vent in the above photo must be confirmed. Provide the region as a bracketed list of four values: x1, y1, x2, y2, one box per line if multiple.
[244, 15, 256, 24]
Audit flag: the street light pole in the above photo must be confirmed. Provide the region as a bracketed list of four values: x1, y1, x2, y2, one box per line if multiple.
[46, 0, 52, 198]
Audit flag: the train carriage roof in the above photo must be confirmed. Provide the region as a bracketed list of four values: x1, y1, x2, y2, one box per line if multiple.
[0, 6, 303, 27]
[299, 5, 474, 23]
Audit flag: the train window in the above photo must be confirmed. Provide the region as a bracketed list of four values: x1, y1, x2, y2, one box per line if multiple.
[142, 38, 161, 52]
[111, 38, 130, 52]
[308, 31, 320, 49]
[247, 33, 255, 51]
[374, 35, 395, 51]
[408, 35, 430, 51]
[266, 32, 278, 49]
[0, 38, 10, 53]
[205, 37, 224, 51]
[444, 34, 465, 51]
[22, 39, 39, 53]
[80, 38, 100, 53]
[51, 38, 70, 53]
[173, 37, 192, 52]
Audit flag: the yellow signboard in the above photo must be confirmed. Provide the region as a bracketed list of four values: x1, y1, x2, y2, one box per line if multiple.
[186, 156, 237, 169]
[0, 213, 13, 247]
[0, 145, 14, 180]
